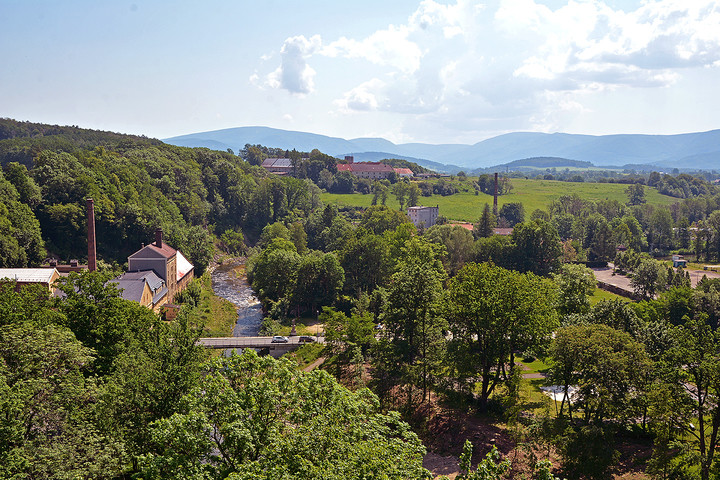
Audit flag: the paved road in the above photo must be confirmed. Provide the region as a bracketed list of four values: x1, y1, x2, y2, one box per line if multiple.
[685, 268, 720, 288]
[591, 264, 634, 295]
[592, 263, 720, 294]
[198, 336, 323, 349]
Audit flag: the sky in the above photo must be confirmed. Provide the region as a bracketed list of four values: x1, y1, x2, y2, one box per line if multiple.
[1, 0, 719, 144]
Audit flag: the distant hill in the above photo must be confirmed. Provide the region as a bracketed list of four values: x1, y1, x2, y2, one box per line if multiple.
[473, 157, 595, 173]
[163, 126, 720, 171]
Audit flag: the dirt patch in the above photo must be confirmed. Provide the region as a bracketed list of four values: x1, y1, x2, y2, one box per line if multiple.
[423, 452, 460, 479]
[302, 356, 326, 372]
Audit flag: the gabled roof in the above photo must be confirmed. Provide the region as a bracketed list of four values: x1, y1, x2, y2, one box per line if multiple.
[0, 268, 58, 284]
[176, 250, 194, 281]
[337, 162, 395, 174]
[348, 162, 394, 173]
[111, 270, 168, 305]
[262, 158, 293, 168]
[116, 270, 165, 291]
[128, 242, 176, 260]
[111, 279, 150, 303]
[394, 167, 414, 175]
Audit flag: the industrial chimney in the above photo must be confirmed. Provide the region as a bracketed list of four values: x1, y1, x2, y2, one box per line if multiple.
[86, 198, 97, 272]
[493, 172, 499, 216]
[155, 228, 163, 248]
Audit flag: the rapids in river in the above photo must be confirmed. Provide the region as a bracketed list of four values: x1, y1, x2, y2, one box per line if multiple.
[210, 261, 263, 337]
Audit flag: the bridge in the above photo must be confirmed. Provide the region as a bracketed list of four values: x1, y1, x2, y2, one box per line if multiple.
[198, 336, 324, 358]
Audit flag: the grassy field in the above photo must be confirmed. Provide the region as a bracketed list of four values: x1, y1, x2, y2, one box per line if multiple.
[196, 273, 239, 337]
[590, 287, 631, 304]
[321, 178, 679, 223]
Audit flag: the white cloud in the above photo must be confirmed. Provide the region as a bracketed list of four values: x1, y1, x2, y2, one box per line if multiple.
[258, 0, 720, 141]
[335, 78, 385, 112]
[502, 0, 720, 87]
[322, 26, 422, 74]
[266, 35, 322, 95]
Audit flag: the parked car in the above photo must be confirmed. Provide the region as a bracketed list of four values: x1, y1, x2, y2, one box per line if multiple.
[298, 335, 315, 343]
[271, 335, 289, 343]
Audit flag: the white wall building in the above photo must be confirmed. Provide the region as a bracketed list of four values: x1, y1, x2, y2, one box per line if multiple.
[407, 206, 439, 228]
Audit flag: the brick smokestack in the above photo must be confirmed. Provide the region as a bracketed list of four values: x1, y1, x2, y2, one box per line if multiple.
[493, 172, 498, 216]
[155, 228, 163, 249]
[86, 198, 97, 272]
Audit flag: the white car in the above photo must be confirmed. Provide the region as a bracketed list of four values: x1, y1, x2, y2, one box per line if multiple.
[271, 335, 289, 343]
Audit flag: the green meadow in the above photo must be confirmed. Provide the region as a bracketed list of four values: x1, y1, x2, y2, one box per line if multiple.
[321, 178, 679, 223]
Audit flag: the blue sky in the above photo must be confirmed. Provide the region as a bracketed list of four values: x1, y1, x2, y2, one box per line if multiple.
[1, 0, 719, 144]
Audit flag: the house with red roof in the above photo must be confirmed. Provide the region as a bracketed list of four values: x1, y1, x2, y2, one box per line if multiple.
[337, 161, 395, 180]
[393, 167, 414, 178]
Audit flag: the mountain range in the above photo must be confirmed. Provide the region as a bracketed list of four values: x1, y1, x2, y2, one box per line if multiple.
[163, 126, 720, 172]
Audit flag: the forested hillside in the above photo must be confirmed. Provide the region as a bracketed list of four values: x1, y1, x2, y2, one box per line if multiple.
[0, 118, 321, 273]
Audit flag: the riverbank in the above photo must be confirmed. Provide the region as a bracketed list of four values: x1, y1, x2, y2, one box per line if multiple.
[197, 272, 238, 337]
[208, 257, 264, 338]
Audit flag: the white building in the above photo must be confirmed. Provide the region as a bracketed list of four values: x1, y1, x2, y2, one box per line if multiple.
[407, 206, 439, 228]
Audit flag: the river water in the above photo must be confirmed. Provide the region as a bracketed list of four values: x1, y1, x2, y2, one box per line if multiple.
[210, 261, 263, 337]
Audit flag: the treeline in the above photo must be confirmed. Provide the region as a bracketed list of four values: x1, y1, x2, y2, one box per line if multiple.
[0, 269, 431, 479]
[510, 167, 718, 199]
[0, 119, 334, 272]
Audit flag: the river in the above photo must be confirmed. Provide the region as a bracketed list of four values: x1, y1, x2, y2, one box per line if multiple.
[210, 261, 263, 337]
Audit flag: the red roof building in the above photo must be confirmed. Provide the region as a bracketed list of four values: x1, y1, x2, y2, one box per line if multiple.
[394, 167, 414, 177]
[338, 161, 395, 179]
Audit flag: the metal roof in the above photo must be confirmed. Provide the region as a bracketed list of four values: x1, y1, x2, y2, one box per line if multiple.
[176, 250, 194, 281]
[0, 268, 58, 284]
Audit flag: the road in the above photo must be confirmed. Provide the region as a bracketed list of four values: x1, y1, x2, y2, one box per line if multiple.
[198, 336, 324, 349]
[592, 263, 720, 298]
[591, 264, 634, 296]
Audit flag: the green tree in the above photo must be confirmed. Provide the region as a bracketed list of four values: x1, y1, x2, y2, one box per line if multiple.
[625, 183, 646, 205]
[288, 221, 308, 254]
[446, 263, 557, 409]
[392, 181, 409, 210]
[376, 237, 447, 405]
[650, 208, 674, 252]
[360, 205, 411, 235]
[631, 258, 666, 300]
[425, 224, 475, 276]
[220, 228, 245, 255]
[322, 307, 376, 365]
[3, 162, 42, 208]
[55, 271, 158, 374]
[407, 183, 420, 207]
[247, 238, 301, 311]
[0, 323, 126, 479]
[499, 202, 525, 226]
[139, 351, 430, 480]
[338, 230, 391, 296]
[668, 316, 720, 480]
[549, 324, 651, 423]
[474, 203, 495, 239]
[511, 220, 562, 276]
[553, 263, 596, 316]
[291, 251, 344, 316]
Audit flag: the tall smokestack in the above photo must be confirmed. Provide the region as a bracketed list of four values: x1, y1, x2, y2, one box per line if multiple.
[86, 198, 97, 272]
[493, 172, 498, 216]
[155, 228, 163, 249]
